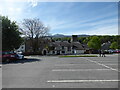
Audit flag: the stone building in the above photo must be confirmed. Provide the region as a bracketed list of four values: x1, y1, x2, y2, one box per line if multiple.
[17, 35, 86, 55]
[43, 35, 85, 55]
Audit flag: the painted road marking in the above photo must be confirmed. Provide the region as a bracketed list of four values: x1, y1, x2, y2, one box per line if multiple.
[105, 64, 118, 65]
[91, 60, 118, 62]
[55, 64, 96, 66]
[52, 69, 111, 71]
[97, 61, 118, 63]
[83, 58, 119, 72]
[47, 80, 120, 83]
[55, 64, 117, 66]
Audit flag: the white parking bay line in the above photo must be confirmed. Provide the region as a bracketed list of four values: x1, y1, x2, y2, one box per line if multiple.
[97, 61, 118, 63]
[52, 69, 111, 71]
[54, 63, 117, 66]
[47, 80, 120, 83]
[55, 64, 95, 66]
[83, 58, 119, 72]
[105, 64, 118, 65]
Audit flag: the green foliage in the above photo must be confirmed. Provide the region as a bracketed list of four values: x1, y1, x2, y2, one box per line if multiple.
[87, 36, 101, 50]
[52, 35, 120, 47]
[78, 37, 86, 44]
[62, 37, 70, 41]
[2, 16, 23, 51]
[83, 36, 93, 44]
[110, 42, 119, 49]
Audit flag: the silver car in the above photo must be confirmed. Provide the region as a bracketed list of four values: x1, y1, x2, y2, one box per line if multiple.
[16, 51, 24, 59]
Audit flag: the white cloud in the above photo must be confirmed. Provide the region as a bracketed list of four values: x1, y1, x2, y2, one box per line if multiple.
[0, 1, 29, 21]
[0, 1, 118, 36]
[45, 3, 117, 31]
[1, 7, 22, 21]
[49, 14, 118, 35]
[27, 0, 38, 7]
[8, 7, 22, 13]
[78, 18, 117, 28]
[49, 16, 117, 31]
[16, 8, 22, 12]
[0, 8, 2, 14]
[44, 18, 69, 31]
[67, 24, 118, 35]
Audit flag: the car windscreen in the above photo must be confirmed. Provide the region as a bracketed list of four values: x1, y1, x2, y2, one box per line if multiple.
[2, 52, 14, 55]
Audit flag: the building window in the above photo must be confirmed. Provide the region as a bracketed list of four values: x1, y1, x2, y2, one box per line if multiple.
[72, 50, 74, 54]
[53, 51, 55, 54]
[62, 46, 64, 49]
[68, 47, 71, 51]
[62, 51, 65, 53]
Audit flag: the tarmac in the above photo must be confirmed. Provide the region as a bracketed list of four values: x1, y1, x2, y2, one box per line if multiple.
[1, 54, 119, 88]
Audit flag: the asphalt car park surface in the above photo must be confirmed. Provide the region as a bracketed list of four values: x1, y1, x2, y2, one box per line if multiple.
[0, 68, 2, 89]
[2, 54, 119, 88]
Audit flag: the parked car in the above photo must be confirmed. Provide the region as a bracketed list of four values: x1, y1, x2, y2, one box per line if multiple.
[16, 51, 24, 60]
[2, 51, 18, 62]
[0, 52, 2, 64]
[114, 50, 120, 53]
[107, 49, 120, 53]
[105, 50, 114, 54]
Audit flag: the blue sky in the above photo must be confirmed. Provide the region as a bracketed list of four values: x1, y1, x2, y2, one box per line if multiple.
[0, 0, 118, 35]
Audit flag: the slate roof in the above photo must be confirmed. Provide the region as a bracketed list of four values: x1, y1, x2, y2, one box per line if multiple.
[71, 42, 84, 50]
[49, 41, 84, 50]
[60, 41, 71, 47]
[82, 44, 90, 50]
[101, 42, 111, 50]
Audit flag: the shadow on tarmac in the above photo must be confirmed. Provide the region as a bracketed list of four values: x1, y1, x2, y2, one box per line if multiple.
[2, 58, 41, 65]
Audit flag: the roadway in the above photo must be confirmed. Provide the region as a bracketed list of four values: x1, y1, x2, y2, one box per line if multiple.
[2, 54, 119, 88]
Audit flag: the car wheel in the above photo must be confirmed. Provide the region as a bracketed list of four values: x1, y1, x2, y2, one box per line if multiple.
[22, 56, 24, 59]
[6, 59, 10, 63]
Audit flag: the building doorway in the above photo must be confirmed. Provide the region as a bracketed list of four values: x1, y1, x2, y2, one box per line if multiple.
[43, 50, 47, 55]
[57, 50, 60, 55]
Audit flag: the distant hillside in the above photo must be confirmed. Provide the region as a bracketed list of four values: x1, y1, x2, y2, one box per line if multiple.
[52, 34, 65, 38]
[52, 34, 90, 38]
[77, 34, 90, 37]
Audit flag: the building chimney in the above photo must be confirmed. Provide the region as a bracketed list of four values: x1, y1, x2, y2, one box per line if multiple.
[71, 35, 78, 42]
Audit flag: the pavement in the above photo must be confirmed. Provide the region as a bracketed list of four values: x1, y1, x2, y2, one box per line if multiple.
[1, 54, 119, 88]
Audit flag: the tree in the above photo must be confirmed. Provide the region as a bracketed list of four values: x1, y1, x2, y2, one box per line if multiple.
[110, 42, 118, 49]
[83, 36, 93, 44]
[87, 36, 101, 50]
[2, 16, 23, 51]
[21, 18, 50, 52]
